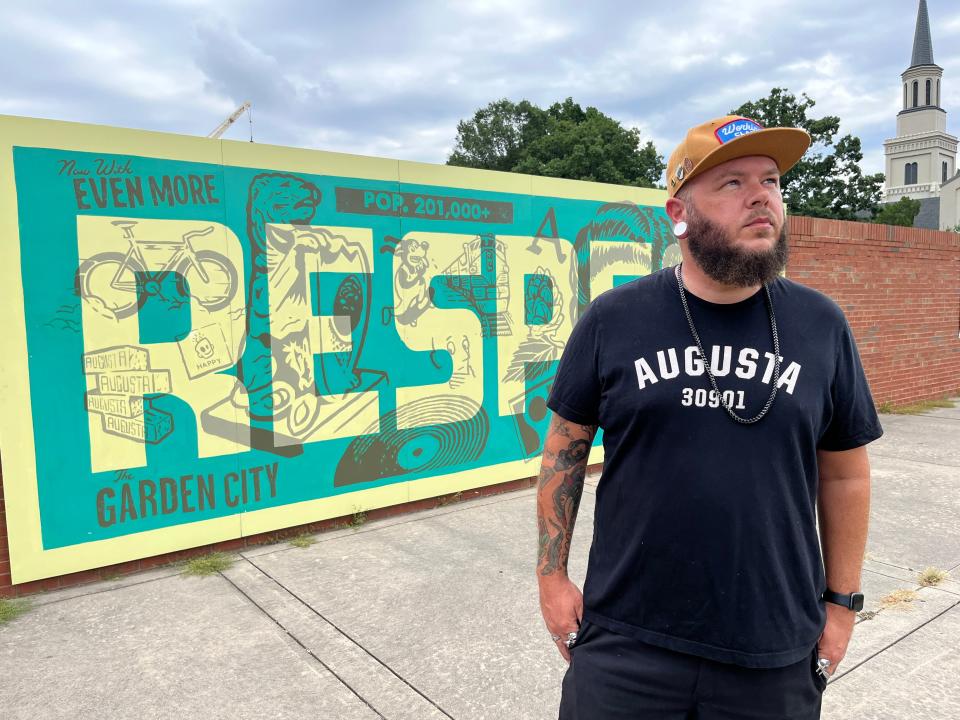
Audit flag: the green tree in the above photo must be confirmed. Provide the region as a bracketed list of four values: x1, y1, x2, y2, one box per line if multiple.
[731, 88, 884, 220]
[448, 98, 664, 188]
[873, 197, 921, 227]
[446, 99, 542, 173]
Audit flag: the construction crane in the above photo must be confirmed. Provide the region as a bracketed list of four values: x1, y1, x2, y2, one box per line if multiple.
[207, 101, 253, 141]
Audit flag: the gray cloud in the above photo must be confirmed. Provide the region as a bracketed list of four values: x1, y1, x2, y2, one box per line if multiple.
[2, 0, 957, 176]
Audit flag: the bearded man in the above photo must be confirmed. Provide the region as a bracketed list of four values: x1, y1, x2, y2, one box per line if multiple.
[536, 115, 882, 719]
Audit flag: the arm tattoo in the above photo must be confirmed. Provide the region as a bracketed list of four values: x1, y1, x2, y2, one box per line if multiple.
[538, 516, 565, 577]
[553, 464, 586, 527]
[537, 463, 556, 491]
[536, 417, 597, 577]
[556, 439, 590, 470]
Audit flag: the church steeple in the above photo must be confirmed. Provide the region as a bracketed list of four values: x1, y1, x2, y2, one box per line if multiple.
[910, 0, 935, 67]
[898, 1, 944, 115]
[884, 0, 959, 230]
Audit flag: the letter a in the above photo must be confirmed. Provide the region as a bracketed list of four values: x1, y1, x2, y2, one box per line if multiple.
[634, 357, 659, 390]
[777, 362, 802, 395]
[535, 207, 559, 238]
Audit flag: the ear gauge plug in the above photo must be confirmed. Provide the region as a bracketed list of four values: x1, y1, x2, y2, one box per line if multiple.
[673, 221, 688, 238]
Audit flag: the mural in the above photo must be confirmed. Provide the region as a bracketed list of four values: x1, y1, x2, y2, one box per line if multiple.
[0, 115, 671, 583]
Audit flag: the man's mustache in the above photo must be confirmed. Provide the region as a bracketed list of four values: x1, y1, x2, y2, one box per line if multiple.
[744, 210, 778, 226]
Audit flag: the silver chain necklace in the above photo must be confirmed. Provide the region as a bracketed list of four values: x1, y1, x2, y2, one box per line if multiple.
[674, 263, 780, 424]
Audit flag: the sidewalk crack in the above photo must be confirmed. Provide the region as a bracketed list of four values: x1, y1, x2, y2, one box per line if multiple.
[219, 569, 387, 720]
[26, 572, 182, 609]
[833, 598, 960, 683]
[242, 556, 456, 719]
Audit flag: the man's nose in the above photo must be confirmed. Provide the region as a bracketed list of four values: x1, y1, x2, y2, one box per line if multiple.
[747, 179, 770, 207]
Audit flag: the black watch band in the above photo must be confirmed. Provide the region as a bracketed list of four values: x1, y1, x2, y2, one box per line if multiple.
[822, 589, 864, 612]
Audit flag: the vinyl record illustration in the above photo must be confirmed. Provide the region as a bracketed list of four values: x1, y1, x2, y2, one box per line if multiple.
[334, 395, 489, 486]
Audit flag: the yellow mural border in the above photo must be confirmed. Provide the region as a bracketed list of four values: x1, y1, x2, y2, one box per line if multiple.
[221, 137, 401, 183]
[0, 114, 641, 585]
[0, 115, 235, 584]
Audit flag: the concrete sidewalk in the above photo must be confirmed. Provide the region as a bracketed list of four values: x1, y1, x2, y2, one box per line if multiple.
[1, 406, 958, 719]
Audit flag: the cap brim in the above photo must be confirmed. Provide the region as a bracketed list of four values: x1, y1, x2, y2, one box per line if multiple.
[678, 127, 811, 195]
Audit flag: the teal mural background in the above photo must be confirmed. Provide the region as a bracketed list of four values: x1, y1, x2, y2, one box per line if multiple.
[13, 146, 674, 551]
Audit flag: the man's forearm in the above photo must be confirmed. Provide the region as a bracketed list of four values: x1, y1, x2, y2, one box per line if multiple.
[537, 414, 596, 579]
[817, 448, 871, 593]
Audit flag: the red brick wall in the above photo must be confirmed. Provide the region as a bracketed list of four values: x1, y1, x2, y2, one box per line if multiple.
[787, 216, 959, 407]
[3, 216, 958, 597]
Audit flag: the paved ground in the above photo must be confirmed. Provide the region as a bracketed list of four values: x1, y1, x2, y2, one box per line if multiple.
[1, 405, 958, 719]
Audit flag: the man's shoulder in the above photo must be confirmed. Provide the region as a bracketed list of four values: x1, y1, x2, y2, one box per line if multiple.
[773, 277, 848, 324]
[590, 268, 672, 314]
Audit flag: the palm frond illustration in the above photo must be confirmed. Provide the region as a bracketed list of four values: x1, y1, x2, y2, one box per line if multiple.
[503, 336, 562, 383]
[572, 203, 678, 314]
[588, 243, 652, 280]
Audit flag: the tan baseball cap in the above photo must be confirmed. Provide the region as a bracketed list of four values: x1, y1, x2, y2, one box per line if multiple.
[666, 115, 811, 197]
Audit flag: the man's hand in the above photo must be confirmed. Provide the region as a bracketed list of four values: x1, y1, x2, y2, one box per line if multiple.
[817, 603, 856, 676]
[539, 576, 584, 664]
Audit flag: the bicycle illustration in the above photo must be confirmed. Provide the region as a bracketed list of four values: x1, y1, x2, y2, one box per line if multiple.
[75, 221, 238, 319]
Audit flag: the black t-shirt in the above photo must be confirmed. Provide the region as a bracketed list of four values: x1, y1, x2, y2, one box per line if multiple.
[546, 267, 883, 668]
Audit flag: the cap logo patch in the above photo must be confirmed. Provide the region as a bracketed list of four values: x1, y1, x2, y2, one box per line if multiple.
[675, 164, 685, 181]
[715, 119, 763, 144]
[683, 158, 694, 172]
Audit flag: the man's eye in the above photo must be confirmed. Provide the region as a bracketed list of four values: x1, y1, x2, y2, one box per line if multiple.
[726, 179, 740, 188]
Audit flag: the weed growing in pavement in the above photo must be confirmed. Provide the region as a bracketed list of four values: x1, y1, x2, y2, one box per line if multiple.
[438, 490, 463, 507]
[878, 588, 919, 610]
[0, 598, 31, 625]
[348, 508, 368, 529]
[182, 552, 234, 577]
[918, 567, 950, 586]
[289, 533, 316, 549]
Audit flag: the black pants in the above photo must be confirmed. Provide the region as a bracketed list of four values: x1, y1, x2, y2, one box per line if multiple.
[559, 620, 825, 719]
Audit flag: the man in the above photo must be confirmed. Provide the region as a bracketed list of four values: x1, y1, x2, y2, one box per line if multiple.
[536, 115, 882, 719]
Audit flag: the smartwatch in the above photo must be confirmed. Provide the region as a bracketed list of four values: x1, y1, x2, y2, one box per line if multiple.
[822, 588, 865, 612]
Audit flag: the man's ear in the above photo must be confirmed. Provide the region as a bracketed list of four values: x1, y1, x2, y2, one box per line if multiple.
[665, 196, 686, 224]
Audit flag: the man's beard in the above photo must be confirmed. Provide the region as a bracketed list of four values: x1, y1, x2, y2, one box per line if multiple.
[685, 210, 789, 287]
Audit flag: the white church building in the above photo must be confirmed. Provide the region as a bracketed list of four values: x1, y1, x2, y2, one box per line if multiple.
[882, 0, 960, 230]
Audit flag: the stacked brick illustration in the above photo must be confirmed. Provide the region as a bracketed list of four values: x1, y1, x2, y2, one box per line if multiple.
[83, 345, 173, 444]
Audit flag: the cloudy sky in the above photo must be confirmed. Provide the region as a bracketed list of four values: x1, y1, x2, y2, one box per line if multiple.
[3, 0, 959, 179]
